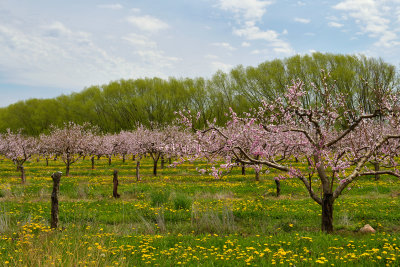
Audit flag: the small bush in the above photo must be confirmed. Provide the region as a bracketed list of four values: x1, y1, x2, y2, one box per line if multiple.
[173, 193, 192, 210]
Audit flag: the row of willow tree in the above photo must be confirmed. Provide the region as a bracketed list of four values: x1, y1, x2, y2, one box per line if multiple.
[0, 53, 398, 135]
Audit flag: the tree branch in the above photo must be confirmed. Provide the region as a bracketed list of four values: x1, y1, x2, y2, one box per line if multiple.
[326, 111, 380, 148]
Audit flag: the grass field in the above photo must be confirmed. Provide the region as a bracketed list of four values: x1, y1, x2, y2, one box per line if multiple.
[0, 156, 399, 266]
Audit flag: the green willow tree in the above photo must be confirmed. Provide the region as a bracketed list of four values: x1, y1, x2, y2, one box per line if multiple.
[0, 53, 397, 135]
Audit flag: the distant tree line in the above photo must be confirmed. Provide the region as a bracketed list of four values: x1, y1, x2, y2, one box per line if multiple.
[0, 53, 397, 135]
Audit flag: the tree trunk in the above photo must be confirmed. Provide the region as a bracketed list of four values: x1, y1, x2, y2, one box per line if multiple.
[275, 179, 281, 197]
[374, 162, 380, 181]
[20, 166, 26, 184]
[136, 161, 141, 181]
[46, 158, 49, 166]
[153, 159, 158, 176]
[132, 155, 135, 161]
[255, 170, 260, 181]
[91, 156, 95, 170]
[241, 162, 246, 175]
[321, 193, 334, 233]
[66, 164, 70, 177]
[113, 170, 120, 198]
[161, 155, 165, 169]
[108, 156, 112, 166]
[51, 172, 62, 229]
[169, 158, 172, 164]
[122, 155, 126, 163]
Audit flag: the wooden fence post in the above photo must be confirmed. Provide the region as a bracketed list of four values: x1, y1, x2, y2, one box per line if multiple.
[51, 172, 62, 229]
[113, 170, 120, 198]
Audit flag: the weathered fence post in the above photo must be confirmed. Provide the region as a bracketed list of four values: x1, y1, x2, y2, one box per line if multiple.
[275, 179, 281, 197]
[51, 172, 62, 229]
[113, 170, 120, 198]
[136, 161, 141, 181]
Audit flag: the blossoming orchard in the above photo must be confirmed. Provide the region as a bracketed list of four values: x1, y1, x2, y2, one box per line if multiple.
[1, 74, 400, 265]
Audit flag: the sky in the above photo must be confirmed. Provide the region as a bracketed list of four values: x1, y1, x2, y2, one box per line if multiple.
[1, 0, 400, 107]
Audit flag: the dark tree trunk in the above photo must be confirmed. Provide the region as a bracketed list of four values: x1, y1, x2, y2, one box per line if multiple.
[169, 158, 172, 164]
[241, 162, 246, 175]
[46, 158, 49, 166]
[153, 159, 158, 176]
[51, 172, 62, 229]
[20, 166, 25, 184]
[374, 162, 380, 181]
[108, 156, 112, 166]
[66, 164, 70, 177]
[275, 179, 281, 197]
[91, 156, 95, 170]
[113, 170, 120, 198]
[122, 155, 126, 163]
[255, 170, 260, 181]
[132, 155, 135, 161]
[321, 193, 334, 233]
[136, 161, 141, 181]
[161, 155, 165, 169]
[97, 155, 101, 160]
[83, 156, 86, 161]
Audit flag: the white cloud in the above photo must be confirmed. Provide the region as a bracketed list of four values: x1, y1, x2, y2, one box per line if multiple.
[135, 50, 181, 68]
[131, 8, 141, 13]
[0, 22, 177, 89]
[241, 41, 251, 47]
[294, 17, 310, 24]
[333, 0, 399, 48]
[126, 15, 169, 33]
[122, 33, 157, 48]
[328, 21, 344, 28]
[123, 33, 181, 68]
[205, 54, 219, 59]
[217, 0, 273, 22]
[216, 0, 294, 56]
[212, 42, 236, 51]
[97, 4, 123, 10]
[233, 22, 293, 55]
[211, 61, 233, 72]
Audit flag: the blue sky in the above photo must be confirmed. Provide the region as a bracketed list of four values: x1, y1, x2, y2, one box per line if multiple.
[1, 0, 400, 107]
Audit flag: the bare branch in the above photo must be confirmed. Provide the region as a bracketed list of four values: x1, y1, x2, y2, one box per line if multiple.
[283, 128, 316, 146]
[233, 146, 289, 172]
[326, 111, 381, 148]
[359, 171, 400, 178]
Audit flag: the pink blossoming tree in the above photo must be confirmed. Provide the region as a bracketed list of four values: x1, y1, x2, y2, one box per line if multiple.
[181, 78, 400, 232]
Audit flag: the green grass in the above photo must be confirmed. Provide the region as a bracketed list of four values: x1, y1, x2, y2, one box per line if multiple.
[0, 156, 399, 266]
